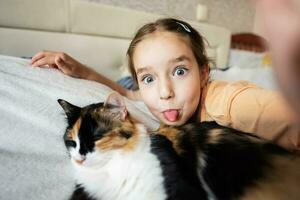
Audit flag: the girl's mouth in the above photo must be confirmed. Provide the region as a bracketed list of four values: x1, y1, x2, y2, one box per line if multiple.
[162, 109, 179, 122]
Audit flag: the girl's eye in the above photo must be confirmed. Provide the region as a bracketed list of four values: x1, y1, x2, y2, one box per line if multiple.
[142, 75, 154, 84]
[174, 67, 188, 76]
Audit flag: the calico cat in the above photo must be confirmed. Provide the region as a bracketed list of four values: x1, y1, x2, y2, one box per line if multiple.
[58, 93, 206, 200]
[58, 93, 300, 200]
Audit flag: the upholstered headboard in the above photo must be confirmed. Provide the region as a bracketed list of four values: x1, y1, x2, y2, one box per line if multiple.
[231, 33, 268, 53]
[0, 0, 231, 80]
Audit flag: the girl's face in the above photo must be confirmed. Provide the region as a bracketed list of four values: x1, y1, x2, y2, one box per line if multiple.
[133, 31, 206, 125]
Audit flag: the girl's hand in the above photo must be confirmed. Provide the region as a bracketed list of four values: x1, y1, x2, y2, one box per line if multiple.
[31, 51, 138, 100]
[254, 0, 300, 117]
[31, 51, 91, 79]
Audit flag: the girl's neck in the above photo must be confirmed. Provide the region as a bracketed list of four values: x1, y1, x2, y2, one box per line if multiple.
[187, 81, 209, 123]
[199, 80, 210, 122]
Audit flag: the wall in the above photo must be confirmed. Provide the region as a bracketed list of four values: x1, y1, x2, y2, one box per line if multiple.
[199, 0, 255, 33]
[85, 0, 255, 33]
[253, 0, 300, 37]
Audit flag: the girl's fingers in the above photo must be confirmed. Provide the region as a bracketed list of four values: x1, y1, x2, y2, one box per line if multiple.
[31, 52, 46, 65]
[54, 56, 66, 69]
[49, 64, 58, 69]
[55, 56, 73, 75]
[31, 57, 51, 67]
[31, 51, 75, 76]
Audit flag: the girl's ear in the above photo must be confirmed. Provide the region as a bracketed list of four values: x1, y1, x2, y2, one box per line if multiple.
[104, 92, 128, 121]
[57, 99, 81, 125]
[200, 65, 210, 88]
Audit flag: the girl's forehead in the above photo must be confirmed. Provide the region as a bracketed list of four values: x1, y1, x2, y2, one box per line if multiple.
[133, 32, 195, 68]
[142, 31, 189, 46]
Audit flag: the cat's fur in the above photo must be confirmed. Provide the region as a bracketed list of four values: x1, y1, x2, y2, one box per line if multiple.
[58, 93, 206, 200]
[157, 122, 300, 200]
[58, 93, 300, 200]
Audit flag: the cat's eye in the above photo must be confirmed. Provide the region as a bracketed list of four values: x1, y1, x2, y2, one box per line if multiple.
[173, 66, 188, 76]
[66, 140, 76, 148]
[93, 135, 103, 141]
[93, 129, 106, 141]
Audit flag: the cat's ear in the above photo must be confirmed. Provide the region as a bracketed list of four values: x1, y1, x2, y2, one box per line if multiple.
[57, 99, 81, 124]
[104, 92, 127, 121]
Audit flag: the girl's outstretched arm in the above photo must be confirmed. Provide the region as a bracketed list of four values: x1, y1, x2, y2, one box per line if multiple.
[204, 81, 300, 153]
[85, 69, 141, 101]
[31, 51, 141, 101]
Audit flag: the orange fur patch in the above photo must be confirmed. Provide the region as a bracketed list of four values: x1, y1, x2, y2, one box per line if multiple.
[157, 125, 184, 155]
[95, 131, 128, 150]
[207, 129, 223, 144]
[68, 117, 82, 140]
[122, 122, 139, 151]
[95, 120, 139, 151]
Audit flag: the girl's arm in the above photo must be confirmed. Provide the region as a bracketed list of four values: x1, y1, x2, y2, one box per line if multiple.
[229, 87, 300, 153]
[204, 81, 300, 153]
[85, 69, 141, 101]
[31, 51, 141, 101]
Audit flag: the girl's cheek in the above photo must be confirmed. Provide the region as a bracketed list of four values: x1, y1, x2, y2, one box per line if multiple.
[140, 86, 158, 107]
[175, 77, 201, 111]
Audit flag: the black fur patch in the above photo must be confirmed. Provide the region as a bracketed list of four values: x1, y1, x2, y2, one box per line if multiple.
[150, 134, 207, 200]
[69, 184, 96, 200]
[180, 121, 291, 200]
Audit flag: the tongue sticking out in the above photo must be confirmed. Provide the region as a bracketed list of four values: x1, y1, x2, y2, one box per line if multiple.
[163, 110, 179, 122]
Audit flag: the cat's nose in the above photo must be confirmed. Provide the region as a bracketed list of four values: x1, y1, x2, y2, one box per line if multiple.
[74, 158, 86, 164]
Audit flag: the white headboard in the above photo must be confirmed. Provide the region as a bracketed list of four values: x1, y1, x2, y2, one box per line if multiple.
[0, 0, 231, 81]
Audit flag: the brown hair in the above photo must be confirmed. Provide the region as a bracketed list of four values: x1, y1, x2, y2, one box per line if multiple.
[126, 18, 211, 87]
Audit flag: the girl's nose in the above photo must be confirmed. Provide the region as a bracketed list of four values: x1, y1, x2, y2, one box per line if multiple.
[159, 79, 174, 100]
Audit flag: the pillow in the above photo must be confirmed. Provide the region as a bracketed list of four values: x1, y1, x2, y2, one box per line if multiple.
[228, 49, 271, 69]
[211, 66, 277, 90]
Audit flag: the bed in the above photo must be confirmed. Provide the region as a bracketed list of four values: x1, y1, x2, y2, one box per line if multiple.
[0, 0, 231, 199]
[211, 33, 277, 90]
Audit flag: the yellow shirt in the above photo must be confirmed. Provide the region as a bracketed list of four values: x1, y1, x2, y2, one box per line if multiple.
[201, 80, 300, 152]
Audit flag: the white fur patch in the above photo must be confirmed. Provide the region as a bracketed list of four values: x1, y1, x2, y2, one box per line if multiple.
[70, 124, 167, 200]
[197, 152, 217, 200]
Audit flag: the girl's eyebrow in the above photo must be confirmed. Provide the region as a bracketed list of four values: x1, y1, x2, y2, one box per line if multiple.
[136, 55, 191, 75]
[136, 66, 150, 76]
[169, 55, 191, 64]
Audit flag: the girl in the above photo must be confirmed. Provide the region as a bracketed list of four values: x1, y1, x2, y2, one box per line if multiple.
[31, 18, 300, 152]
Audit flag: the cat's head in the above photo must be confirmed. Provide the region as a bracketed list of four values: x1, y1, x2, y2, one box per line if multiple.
[58, 93, 137, 168]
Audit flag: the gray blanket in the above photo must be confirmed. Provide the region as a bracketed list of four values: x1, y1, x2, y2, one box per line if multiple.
[0, 55, 159, 200]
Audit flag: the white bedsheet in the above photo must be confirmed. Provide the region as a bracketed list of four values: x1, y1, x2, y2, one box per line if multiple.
[0, 55, 159, 200]
[211, 66, 278, 90]
[210, 49, 278, 90]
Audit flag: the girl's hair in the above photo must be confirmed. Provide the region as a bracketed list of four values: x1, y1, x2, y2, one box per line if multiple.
[126, 18, 211, 86]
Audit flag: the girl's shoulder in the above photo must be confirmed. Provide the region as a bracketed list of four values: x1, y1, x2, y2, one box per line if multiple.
[207, 80, 260, 94]
[202, 80, 268, 122]
[206, 80, 266, 101]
